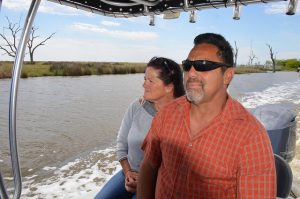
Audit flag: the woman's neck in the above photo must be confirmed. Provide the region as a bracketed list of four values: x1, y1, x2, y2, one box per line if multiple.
[153, 95, 174, 112]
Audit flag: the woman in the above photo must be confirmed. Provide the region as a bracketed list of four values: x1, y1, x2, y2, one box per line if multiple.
[94, 57, 185, 199]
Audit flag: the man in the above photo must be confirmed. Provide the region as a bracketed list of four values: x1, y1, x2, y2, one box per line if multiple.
[137, 33, 276, 199]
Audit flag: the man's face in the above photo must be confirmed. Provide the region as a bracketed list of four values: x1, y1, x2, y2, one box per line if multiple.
[184, 43, 233, 105]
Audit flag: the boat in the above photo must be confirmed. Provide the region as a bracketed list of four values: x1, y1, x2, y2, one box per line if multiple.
[0, 0, 298, 198]
[252, 103, 298, 198]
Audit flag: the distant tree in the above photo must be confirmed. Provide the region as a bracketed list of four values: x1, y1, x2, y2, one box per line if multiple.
[27, 26, 55, 63]
[0, 17, 55, 63]
[0, 17, 21, 58]
[248, 49, 257, 66]
[266, 43, 276, 73]
[233, 41, 238, 66]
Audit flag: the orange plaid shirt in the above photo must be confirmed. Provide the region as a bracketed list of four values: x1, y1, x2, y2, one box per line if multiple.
[142, 96, 276, 199]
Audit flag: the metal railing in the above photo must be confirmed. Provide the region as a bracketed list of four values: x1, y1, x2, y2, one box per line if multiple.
[0, 1, 41, 199]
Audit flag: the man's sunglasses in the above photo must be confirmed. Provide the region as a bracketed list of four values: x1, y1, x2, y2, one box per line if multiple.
[182, 59, 232, 72]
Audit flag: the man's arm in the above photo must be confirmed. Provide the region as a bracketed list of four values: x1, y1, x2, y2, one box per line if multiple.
[238, 130, 276, 198]
[137, 158, 158, 199]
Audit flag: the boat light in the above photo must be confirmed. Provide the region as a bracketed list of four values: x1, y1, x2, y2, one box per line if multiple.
[233, 5, 241, 20]
[189, 10, 196, 23]
[286, 0, 298, 15]
[149, 15, 155, 26]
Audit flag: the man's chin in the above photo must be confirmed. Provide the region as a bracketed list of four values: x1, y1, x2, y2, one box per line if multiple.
[186, 92, 204, 104]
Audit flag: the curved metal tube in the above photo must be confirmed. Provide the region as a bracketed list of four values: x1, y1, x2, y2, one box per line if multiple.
[1, 1, 41, 199]
[130, 0, 161, 6]
[101, 0, 140, 7]
[101, 0, 160, 7]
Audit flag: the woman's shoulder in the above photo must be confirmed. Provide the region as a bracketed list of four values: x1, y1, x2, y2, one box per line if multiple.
[128, 98, 155, 117]
[128, 98, 143, 111]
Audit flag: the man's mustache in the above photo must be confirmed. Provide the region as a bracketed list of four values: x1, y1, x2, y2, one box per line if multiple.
[186, 77, 203, 85]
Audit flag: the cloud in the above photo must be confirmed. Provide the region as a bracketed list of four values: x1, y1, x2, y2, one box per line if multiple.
[70, 22, 158, 40]
[101, 21, 121, 27]
[24, 38, 162, 62]
[2, 0, 90, 16]
[2, 0, 30, 10]
[265, 2, 300, 14]
[39, 3, 89, 16]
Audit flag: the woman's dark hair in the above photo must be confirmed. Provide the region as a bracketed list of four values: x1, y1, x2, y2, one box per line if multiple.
[147, 57, 185, 98]
[194, 33, 234, 66]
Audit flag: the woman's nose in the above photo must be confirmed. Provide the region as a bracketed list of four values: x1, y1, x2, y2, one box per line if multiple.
[143, 80, 147, 88]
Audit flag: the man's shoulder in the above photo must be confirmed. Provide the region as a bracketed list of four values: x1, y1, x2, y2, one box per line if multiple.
[227, 97, 253, 119]
[228, 97, 266, 132]
[155, 96, 188, 119]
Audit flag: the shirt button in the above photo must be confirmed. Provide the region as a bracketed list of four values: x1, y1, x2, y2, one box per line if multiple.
[188, 143, 192, 147]
[176, 191, 181, 197]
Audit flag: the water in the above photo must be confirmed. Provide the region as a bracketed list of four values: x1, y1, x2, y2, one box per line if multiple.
[0, 72, 299, 198]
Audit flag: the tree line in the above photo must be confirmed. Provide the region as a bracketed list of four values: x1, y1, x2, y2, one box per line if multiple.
[276, 59, 300, 71]
[233, 41, 299, 72]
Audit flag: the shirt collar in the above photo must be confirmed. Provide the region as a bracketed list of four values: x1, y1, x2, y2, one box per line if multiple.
[218, 95, 246, 123]
[181, 94, 246, 123]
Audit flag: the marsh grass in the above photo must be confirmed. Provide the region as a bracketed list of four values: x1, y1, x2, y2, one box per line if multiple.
[0, 61, 146, 79]
[0, 61, 12, 78]
[234, 66, 268, 74]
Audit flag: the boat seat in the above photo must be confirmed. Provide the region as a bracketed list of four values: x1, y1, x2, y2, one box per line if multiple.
[275, 154, 293, 198]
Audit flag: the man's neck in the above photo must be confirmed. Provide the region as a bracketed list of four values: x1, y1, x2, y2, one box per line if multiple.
[189, 93, 228, 136]
[192, 97, 226, 116]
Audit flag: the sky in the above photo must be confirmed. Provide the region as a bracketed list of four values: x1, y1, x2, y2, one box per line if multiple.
[0, 0, 299, 65]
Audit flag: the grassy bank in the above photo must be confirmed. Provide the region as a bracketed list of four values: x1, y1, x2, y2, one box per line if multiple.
[234, 66, 268, 74]
[0, 61, 147, 79]
[1, 61, 269, 79]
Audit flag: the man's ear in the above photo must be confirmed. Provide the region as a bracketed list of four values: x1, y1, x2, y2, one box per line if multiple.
[223, 68, 235, 85]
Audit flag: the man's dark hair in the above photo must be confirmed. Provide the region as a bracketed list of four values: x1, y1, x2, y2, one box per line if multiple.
[194, 33, 234, 66]
[147, 57, 185, 98]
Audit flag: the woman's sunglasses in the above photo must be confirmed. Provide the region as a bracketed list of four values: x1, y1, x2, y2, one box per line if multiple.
[182, 59, 232, 72]
[150, 56, 172, 73]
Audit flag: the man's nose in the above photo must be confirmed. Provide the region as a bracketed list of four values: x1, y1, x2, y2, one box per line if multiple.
[187, 66, 198, 77]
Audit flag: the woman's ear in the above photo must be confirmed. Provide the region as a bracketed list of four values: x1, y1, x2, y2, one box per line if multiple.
[223, 68, 235, 85]
[165, 83, 174, 93]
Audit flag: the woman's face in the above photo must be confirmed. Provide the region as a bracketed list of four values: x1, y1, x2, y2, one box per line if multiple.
[143, 67, 171, 102]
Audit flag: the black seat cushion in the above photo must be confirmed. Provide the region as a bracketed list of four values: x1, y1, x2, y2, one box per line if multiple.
[275, 154, 293, 198]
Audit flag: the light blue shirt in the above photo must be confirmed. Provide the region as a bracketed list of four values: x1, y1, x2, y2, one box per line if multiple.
[116, 99, 155, 172]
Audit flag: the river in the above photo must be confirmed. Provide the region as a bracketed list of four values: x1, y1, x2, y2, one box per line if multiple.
[0, 72, 299, 198]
